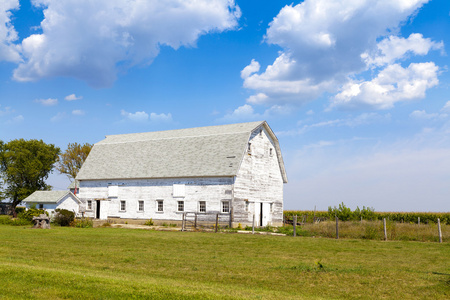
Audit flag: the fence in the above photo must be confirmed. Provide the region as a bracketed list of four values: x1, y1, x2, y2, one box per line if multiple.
[182, 211, 231, 231]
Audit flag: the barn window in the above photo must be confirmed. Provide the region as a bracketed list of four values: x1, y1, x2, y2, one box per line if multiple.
[247, 143, 251, 154]
[199, 201, 206, 213]
[177, 201, 184, 212]
[173, 184, 185, 198]
[87, 200, 92, 210]
[221, 201, 230, 213]
[157, 200, 164, 212]
[38, 204, 44, 209]
[138, 201, 144, 212]
[269, 148, 273, 157]
[120, 200, 126, 211]
[270, 203, 273, 213]
[245, 201, 249, 212]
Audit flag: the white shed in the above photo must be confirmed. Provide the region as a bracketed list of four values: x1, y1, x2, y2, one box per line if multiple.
[22, 191, 81, 217]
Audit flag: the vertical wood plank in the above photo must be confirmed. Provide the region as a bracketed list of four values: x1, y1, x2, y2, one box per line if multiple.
[335, 216, 339, 239]
[252, 214, 255, 234]
[383, 218, 387, 241]
[438, 218, 442, 243]
[215, 213, 219, 233]
[293, 215, 297, 237]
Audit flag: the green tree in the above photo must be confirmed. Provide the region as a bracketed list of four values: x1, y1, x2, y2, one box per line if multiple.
[56, 142, 92, 180]
[0, 139, 60, 215]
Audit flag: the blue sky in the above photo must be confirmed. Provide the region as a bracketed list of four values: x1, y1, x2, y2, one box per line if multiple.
[1, 0, 449, 212]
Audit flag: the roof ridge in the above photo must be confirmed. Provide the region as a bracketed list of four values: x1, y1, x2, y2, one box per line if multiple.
[98, 131, 251, 145]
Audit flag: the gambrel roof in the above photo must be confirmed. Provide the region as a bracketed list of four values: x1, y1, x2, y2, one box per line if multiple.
[22, 191, 80, 204]
[76, 121, 287, 182]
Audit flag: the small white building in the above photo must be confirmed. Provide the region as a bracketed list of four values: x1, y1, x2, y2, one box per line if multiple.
[22, 190, 81, 216]
[76, 121, 288, 226]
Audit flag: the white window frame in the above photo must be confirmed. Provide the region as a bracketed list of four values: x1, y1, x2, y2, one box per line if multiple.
[245, 201, 249, 212]
[157, 200, 164, 212]
[120, 200, 126, 212]
[221, 201, 230, 213]
[138, 200, 144, 212]
[199, 201, 206, 213]
[87, 200, 93, 211]
[177, 201, 184, 212]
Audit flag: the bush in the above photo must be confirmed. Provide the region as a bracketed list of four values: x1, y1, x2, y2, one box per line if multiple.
[71, 218, 93, 228]
[53, 209, 75, 226]
[17, 208, 47, 222]
[144, 219, 154, 226]
[14, 207, 26, 214]
[0, 215, 13, 225]
[328, 202, 353, 221]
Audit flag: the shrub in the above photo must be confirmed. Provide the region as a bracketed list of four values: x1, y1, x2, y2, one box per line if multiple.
[144, 219, 154, 226]
[14, 207, 26, 214]
[328, 202, 352, 221]
[71, 218, 93, 228]
[0, 215, 13, 225]
[53, 209, 75, 226]
[18, 208, 47, 222]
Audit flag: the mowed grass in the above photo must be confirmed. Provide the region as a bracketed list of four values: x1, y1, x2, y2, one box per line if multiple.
[0, 225, 449, 299]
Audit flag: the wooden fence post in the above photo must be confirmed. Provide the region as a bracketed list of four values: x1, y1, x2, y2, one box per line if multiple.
[194, 213, 197, 229]
[293, 215, 297, 237]
[438, 218, 442, 243]
[313, 205, 316, 223]
[335, 216, 339, 239]
[229, 207, 232, 228]
[383, 218, 387, 241]
[252, 214, 255, 234]
[215, 214, 219, 233]
[182, 213, 185, 231]
[418, 217, 420, 226]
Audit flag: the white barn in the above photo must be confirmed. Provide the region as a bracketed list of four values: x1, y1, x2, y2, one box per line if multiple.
[76, 121, 287, 226]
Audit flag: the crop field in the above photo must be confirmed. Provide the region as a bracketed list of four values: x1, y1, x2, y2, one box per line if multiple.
[0, 225, 449, 299]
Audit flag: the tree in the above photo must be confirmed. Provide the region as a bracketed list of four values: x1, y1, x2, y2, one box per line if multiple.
[56, 142, 93, 180]
[0, 139, 60, 215]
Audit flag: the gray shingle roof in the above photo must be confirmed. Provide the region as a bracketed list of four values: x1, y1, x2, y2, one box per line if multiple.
[22, 191, 79, 204]
[76, 121, 287, 182]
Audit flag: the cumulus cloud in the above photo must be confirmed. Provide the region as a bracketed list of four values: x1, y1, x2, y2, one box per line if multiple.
[35, 98, 58, 106]
[10, 0, 241, 87]
[332, 62, 439, 110]
[149, 112, 172, 122]
[72, 109, 85, 116]
[242, 0, 442, 109]
[65, 94, 83, 101]
[50, 112, 65, 122]
[121, 110, 149, 122]
[441, 101, 450, 113]
[218, 103, 292, 122]
[0, 105, 14, 116]
[0, 0, 21, 63]
[362, 33, 444, 67]
[121, 110, 172, 122]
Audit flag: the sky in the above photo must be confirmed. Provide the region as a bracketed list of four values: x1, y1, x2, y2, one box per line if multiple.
[1, 0, 449, 212]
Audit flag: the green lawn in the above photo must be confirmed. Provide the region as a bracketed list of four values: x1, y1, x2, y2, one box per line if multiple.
[0, 225, 449, 299]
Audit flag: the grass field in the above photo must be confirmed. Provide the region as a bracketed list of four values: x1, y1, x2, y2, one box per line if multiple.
[1, 225, 449, 299]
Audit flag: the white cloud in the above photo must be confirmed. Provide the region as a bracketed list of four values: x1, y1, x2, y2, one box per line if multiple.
[0, 0, 21, 63]
[0, 105, 14, 116]
[332, 62, 439, 110]
[218, 103, 292, 122]
[441, 101, 450, 113]
[362, 33, 444, 67]
[50, 112, 65, 122]
[243, 0, 441, 109]
[121, 110, 148, 122]
[121, 110, 172, 122]
[11, 0, 241, 87]
[65, 94, 83, 101]
[72, 109, 85, 116]
[35, 98, 58, 106]
[149, 112, 172, 122]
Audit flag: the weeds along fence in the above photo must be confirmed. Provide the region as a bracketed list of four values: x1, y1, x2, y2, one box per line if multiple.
[284, 210, 450, 225]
